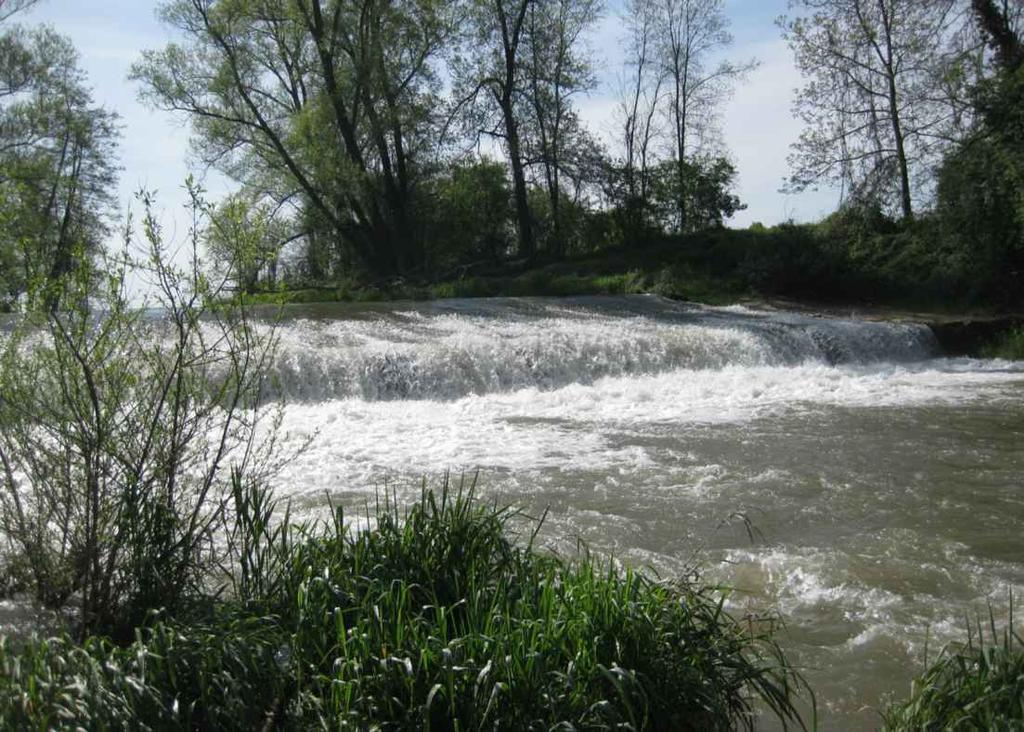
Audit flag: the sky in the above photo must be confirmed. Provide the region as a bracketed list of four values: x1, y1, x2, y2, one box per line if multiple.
[18, 0, 841, 245]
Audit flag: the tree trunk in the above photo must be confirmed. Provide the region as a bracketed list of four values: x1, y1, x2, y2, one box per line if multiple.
[676, 91, 689, 232]
[877, 1, 913, 219]
[496, 0, 535, 260]
[550, 159, 561, 256]
[673, 45, 690, 234]
[888, 75, 913, 220]
[504, 105, 535, 259]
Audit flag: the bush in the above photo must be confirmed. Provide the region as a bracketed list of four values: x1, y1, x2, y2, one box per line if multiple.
[0, 612, 286, 730]
[0, 182, 281, 638]
[883, 608, 1024, 731]
[0, 481, 811, 730]
[420, 159, 515, 273]
[982, 327, 1024, 360]
[936, 138, 1024, 306]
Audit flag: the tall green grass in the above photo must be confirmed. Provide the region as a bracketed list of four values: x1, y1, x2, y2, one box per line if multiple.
[883, 604, 1024, 730]
[0, 479, 810, 730]
[0, 613, 285, 730]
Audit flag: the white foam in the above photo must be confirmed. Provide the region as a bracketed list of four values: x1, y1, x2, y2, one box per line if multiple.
[258, 297, 941, 402]
[269, 358, 1024, 504]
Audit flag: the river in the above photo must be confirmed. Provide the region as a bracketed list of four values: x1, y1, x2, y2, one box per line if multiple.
[259, 294, 1023, 729]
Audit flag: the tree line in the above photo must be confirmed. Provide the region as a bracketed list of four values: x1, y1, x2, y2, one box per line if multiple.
[783, 0, 1023, 302]
[129, 0, 756, 291]
[0, 0, 117, 310]
[0, 0, 1021, 305]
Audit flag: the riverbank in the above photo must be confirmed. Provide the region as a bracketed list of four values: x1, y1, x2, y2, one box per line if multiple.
[0, 482, 807, 730]
[240, 228, 1023, 357]
[4, 482, 1022, 730]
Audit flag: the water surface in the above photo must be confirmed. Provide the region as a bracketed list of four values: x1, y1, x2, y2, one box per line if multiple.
[263, 295, 1024, 730]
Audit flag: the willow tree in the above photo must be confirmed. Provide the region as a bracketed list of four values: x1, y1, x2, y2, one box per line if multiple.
[133, 0, 455, 279]
[781, 0, 974, 219]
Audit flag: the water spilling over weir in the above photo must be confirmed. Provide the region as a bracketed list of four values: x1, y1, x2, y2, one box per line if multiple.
[264, 296, 940, 402]
[0, 296, 1012, 727]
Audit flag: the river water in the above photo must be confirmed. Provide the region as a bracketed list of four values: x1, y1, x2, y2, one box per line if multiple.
[262, 295, 1022, 730]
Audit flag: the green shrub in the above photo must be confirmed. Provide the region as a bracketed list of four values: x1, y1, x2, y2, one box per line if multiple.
[282, 482, 808, 729]
[0, 184, 281, 639]
[883, 609, 1024, 731]
[0, 481, 810, 731]
[982, 327, 1024, 360]
[0, 612, 287, 730]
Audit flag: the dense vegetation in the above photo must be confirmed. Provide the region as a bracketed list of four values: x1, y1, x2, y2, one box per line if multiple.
[984, 326, 1024, 358]
[0, 480, 809, 730]
[243, 214, 1018, 313]
[2, 0, 1022, 313]
[883, 609, 1024, 731]
[129, 0, 1020, 312]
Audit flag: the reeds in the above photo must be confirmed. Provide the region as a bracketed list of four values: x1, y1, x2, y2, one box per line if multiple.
[883, 601, 1024, 730]
[0, 478, 809, 730]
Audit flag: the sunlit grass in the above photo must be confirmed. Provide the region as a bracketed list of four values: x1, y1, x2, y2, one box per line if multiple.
[0, 479, 809, 730]
[883, 604, 1024, 730]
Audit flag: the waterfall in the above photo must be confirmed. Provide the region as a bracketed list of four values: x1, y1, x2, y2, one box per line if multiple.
[257, 296, 940, 402]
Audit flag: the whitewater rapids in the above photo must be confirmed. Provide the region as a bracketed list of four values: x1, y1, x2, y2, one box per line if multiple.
[190, 296, 1024, 728]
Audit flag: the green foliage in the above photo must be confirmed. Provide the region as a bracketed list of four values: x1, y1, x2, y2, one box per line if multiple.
[648, 157, 746, 234]
[0, 612, 286, 730]
[0, 480, 809, 731]
[420, 159, 514, 271]
[0, 24, 119, 309]
[205, 193, 288, 294]
[982, 327, 1024, 360]
[132, 0, 456, 279]
[936, 141, 1023, 305]
[0, 184, 281, 638]
[934, 63, 1024, 307]
[883, 607, 1024, 731]
[780, 0, 968, 220]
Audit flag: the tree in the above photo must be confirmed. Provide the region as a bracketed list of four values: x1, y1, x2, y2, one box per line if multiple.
[451, 0, 537, 259]
[655, 0, 754, 233]
[934, 0, 1024, 303]
[0, 25, 119, 310]
[615, 0, 665, 233]
[0, 185, 285, 636]
[133, 0, 455, 279]
[648, 154, 744, 232]
[420, 158, 514, 270]
[972, 0, 1024, 70]
[205, 192, 291, 294]
[0, 0, 37, 23]
[523, 0, 600, 254]
[781, 0, 973, 220]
